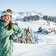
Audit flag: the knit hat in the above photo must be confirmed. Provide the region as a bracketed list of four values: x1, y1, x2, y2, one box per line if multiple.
[1, 9, 13, 16]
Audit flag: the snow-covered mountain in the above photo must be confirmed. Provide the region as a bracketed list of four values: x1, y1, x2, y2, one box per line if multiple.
[18, 11, 42, 16]
[12, 11, 42, 23]
[12, 11, 42, 19]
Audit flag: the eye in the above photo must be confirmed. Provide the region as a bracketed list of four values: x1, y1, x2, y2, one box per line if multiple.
[6, 16, 10, 20]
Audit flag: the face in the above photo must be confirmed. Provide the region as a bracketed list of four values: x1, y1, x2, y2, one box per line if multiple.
[1, 15, 12, 23]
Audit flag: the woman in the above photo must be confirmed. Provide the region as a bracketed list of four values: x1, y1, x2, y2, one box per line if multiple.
[0, 9, 23, 56]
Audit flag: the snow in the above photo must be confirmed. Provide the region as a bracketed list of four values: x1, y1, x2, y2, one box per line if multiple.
[12, 11, 42, 21]
[0, 11, 56, 56]
[13, 43, 56, 56]
[15, 19, 56, 44]
[16, 20, 45, 31]
[13, 19, 56, 56]
[16, 19, 56, 32]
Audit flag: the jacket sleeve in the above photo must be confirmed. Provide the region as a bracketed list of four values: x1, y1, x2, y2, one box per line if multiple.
[12, 24, 23, 40]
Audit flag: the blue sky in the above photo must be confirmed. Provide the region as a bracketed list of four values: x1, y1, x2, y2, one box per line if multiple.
[0, 0, 56, 16]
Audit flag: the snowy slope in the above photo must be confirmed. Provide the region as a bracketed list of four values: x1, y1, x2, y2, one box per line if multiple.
[17, 19, 56, 32]
[34, 32, 56, 44]
[13, 43, 56, 56]
[16, 19, 56, 44]
[13, 19, 56, 56]
[12, 19, 56, 56]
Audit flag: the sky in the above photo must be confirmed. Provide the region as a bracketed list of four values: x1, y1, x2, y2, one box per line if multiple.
[0, 0, 56, 16]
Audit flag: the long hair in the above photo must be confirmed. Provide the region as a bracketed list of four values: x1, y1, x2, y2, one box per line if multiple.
[8, 21, 13, 30]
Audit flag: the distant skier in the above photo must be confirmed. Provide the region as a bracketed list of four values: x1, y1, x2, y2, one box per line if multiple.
[0, 9, 23, 56]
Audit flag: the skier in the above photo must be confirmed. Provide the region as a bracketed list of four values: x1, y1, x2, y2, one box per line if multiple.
[0, 9, 23, 56]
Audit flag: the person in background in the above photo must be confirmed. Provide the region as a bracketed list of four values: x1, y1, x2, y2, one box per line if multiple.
[0, 9, 23, 56]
